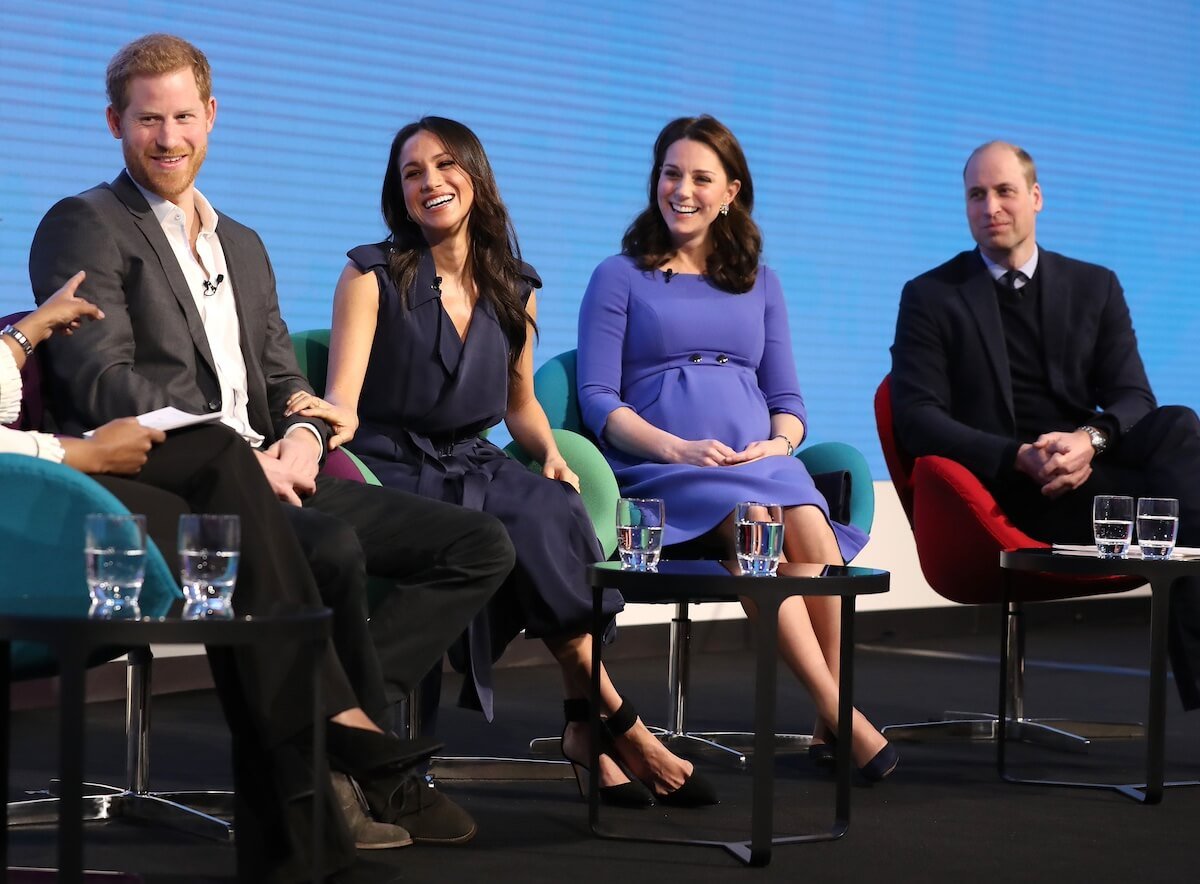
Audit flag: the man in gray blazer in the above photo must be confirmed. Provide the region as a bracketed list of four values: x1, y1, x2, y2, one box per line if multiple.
[28, 34, 514, 883]
[891, 140, 1200, 709]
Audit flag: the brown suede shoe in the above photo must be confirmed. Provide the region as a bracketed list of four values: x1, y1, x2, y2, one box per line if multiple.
[331, 772, 413, 849]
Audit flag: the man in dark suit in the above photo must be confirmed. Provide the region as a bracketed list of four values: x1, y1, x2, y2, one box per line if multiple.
[27, 33, 514, 883]
[891, 140, 1200, 708]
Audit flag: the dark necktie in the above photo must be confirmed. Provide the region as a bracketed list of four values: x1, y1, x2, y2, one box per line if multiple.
[1001, 269, 1025, 297]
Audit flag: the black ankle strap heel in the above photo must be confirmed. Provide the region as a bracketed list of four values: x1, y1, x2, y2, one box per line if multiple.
[561, 699, 653, 808]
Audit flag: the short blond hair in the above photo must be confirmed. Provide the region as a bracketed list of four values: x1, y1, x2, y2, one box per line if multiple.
[106, 34, 212, 113]
[963, 141, 1038, 188]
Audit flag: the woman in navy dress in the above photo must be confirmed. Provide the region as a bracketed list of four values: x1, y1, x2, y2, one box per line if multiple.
[577, 115, 897, 780]
[288, 117, 714, 807]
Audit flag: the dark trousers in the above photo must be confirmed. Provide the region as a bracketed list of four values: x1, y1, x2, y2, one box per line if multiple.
[992, 406, 1200, 709]
[295, 472, 515, 711]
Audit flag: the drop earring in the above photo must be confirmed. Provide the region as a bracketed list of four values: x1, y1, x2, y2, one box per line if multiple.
[719, 203, 729, 216]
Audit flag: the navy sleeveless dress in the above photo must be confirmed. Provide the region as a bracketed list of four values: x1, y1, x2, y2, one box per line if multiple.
[345, 243, 619, 719]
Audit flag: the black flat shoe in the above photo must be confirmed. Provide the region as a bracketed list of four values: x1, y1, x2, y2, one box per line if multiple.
[604, 700, 719, 807]
[858, 741, 899, 782]
[562, 699, 654, 808]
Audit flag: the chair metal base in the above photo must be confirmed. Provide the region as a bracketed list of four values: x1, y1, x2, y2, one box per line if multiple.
[8, 780, 234, 841]
[882, 710, 1143, 753]
[529, 728, 811, 769]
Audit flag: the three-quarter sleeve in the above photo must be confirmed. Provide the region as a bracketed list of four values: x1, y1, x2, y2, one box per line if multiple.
[0, 345, 65, 462]
[577, 257, 635, 439]
[756, 268, 807, 433]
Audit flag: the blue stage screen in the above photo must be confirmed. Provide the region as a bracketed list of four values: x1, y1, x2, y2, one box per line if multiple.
[1, 1, 1195, 475]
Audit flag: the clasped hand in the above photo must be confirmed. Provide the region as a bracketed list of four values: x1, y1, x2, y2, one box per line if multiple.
[669, 436, 790, 467]
[1015, 430, 1095, 498]
[255, 434, 321, 506]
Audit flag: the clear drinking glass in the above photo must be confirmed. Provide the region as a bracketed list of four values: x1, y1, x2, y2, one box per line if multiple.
[616, 498, 664, 571]
[85, 513, 146, 617]
[1137, 498, 1179, 560]
[735, 502, 785, 576]
[1093, 495, 1134, 559]
[178, 514, 241, 619]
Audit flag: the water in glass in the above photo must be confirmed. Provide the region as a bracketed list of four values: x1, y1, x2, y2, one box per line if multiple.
[1137, 498, 1180, 559]
[85, 513, 146, 610]
[735, 502, 785, 576]
[85, 548, 145, 605]
[178, 514, 240, 618]
[1093, 496, 1134, 559]
[616, 498, 664, 571]
[1094, 519, 1133, 558]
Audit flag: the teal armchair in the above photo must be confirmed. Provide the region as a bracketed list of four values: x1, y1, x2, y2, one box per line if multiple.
[532, 349, 876, 764]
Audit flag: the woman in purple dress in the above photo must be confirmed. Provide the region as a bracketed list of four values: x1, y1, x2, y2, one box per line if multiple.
[288, 117, 715, 807]
[577, 115, 897, 780]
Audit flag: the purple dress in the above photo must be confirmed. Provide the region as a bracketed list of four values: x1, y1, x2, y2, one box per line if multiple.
[577, 254, 868, 562]
[346, 243, 617, 719]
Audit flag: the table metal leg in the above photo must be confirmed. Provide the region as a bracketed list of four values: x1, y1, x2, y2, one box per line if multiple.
[311, 637, 325, 884]
[1139, 576, 1171, 804]
[57, 645, 87, 884]
[747, 599, 779, 866]
[1, 638, 10, 873]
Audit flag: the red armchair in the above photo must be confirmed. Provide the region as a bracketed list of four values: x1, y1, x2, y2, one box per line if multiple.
[874, 375, 1143, 751]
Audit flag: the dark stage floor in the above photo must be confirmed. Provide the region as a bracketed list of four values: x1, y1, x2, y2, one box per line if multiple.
[6, 600, 1200, 883]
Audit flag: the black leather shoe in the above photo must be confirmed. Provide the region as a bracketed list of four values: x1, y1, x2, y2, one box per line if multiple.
[561, 699, 654, 808]
[859, 742, 899, 782]
[604, 700, 719, 807]
[809, 724, 836, 769]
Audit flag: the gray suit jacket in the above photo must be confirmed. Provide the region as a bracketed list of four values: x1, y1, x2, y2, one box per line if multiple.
[890, 247, 1156, 483]
[28, 170, 328, 448]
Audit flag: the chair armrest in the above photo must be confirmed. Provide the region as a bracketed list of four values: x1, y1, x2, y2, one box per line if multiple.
[0, 454, 180, 676]
[504, 429, 619, 559]
[911, 455, 1045, 603]
[797, 441, 875, 534]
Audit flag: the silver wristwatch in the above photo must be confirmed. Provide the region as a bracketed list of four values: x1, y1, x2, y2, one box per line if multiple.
[1077, 425, 1109, 455]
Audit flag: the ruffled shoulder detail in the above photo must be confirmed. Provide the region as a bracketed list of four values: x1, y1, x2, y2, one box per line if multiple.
[347, 241, 392, 272]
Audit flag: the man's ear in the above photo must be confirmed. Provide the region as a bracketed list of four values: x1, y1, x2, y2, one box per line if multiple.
[105, 105, 122, 140]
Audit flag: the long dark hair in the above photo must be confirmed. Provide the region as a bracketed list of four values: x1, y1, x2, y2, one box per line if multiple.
[381, 117, 532, 383]
[621, 115, 761, 294]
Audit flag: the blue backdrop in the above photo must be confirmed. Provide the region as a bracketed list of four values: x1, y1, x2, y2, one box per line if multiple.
[2, 1, 1196, 475]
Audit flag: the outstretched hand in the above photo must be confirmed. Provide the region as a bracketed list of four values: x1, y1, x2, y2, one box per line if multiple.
[24, 271, 103, 342]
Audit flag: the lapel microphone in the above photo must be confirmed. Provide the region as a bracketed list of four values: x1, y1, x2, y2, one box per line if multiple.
[663, 269, 675, 283]
[202, 273, 225, 297]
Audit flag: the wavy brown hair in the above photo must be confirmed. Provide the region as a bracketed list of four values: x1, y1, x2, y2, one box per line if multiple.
[107, 34, 212, 113]
[621, 115, 761, 294]
[381, 117, 533, 383]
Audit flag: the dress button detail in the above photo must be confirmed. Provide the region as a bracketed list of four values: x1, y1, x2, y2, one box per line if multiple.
[689, 353, 702, 363]
[207, 400, 220, 411]
[716, 353, 729, 364]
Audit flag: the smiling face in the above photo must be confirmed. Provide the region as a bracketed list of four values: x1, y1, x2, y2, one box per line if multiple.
[656, 137, 740, 253]
[398, 129, 475, 244]
[964, 143, 1042, 268]
[106, 67, 215, 202]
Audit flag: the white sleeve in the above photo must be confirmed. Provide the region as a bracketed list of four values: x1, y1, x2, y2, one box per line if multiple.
[0, 343, 66, 463]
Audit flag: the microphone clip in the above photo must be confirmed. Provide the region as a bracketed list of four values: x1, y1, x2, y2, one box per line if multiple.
[663, 269, 674, 284]
[202, 273, 225, 297]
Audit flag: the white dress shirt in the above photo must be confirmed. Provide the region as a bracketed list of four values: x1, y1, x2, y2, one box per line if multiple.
[132, 180, 265, 447]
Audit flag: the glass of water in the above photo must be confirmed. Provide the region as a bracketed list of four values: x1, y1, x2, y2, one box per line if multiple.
[85, 513, 146, 617]
[1137, 497, 1179, 560]
[616, 498, 664, 571]
[1093, 495, 1134, 559]
[735, 502, 785, 576]
[178, 514, 241, 619]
